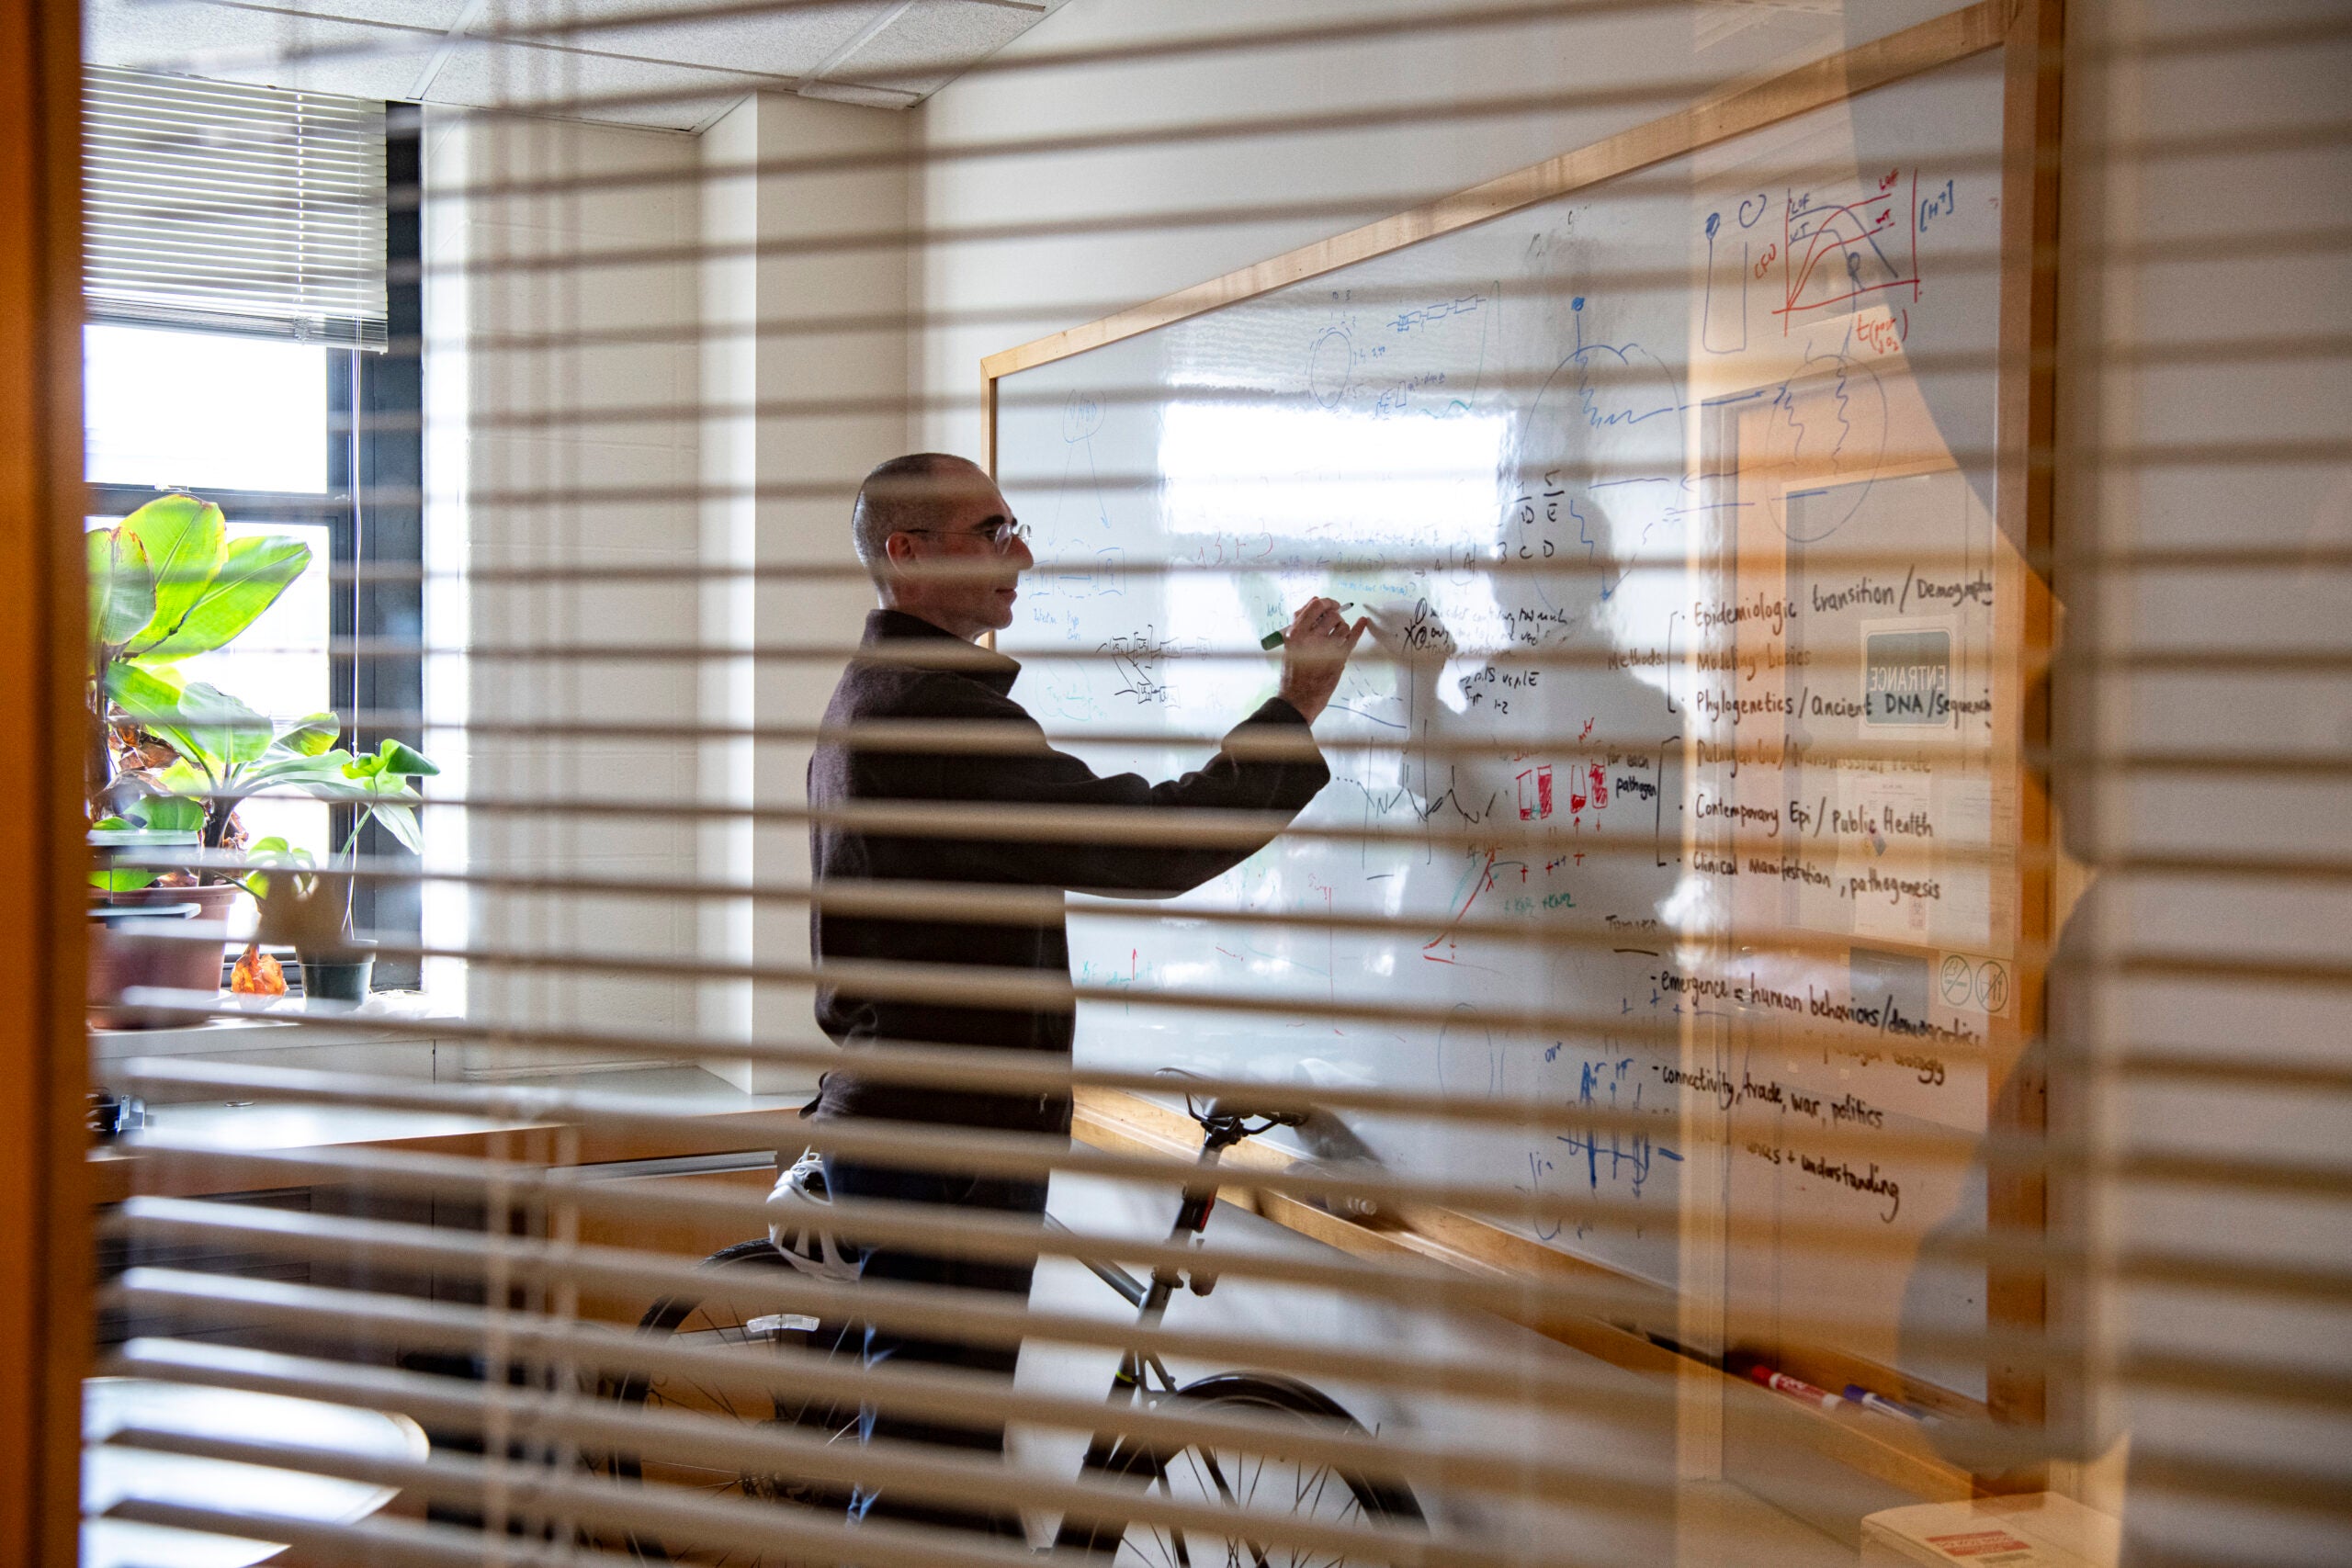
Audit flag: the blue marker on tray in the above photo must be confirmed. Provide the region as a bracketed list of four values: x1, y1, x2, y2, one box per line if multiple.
[1843, 1384, 1931, 1423]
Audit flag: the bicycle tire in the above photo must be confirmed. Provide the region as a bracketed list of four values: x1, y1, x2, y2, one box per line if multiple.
[1056, 1371, 1425, 1565]
[584, 1238, 864, 1566]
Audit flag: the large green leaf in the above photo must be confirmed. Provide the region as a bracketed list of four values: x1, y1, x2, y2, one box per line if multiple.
[345, 738, 440, 781]
[107, 662, 273, 778]
[86, 526, 155, 654]
[277, 712, 342, 757]
[369, 803, 424, 854]
[118, 494, 224, 650]
[239, 750, 365, 794]
[86, 816, 160, 892]
[153, 759, 210, 793]
[129, 792, 205, 833]
[107, 663, 211, 772]
[132, 533, 311, 660]
[375, 738, 439, 776]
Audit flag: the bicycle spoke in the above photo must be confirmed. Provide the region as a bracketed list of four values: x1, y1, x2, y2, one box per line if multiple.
[1154, 1463, 1196, 1568]
[1103, 1430, 1412, 1568]
[1187, 1446, 1272, 1568]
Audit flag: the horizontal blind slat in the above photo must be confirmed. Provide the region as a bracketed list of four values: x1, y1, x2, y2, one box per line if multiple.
[82, 64, 386, 346]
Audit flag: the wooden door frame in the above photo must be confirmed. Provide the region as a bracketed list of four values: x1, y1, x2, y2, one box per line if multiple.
[0, 0, 93, 1560]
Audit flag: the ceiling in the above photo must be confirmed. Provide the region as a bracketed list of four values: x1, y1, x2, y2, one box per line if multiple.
[84, 0, 1065, 129]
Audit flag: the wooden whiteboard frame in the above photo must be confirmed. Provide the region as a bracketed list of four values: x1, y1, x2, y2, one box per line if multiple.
[988, 0, 2062, 1496]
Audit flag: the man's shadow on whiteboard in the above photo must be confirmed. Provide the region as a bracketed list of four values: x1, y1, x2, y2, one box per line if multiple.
[1350, 597, 1682, 1109]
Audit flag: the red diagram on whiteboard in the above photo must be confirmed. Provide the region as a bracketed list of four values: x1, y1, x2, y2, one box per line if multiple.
[1517, 765, 1554, 821]
[1775, 167, 1925, 331]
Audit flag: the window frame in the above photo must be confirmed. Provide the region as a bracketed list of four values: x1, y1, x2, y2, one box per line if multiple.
[84, 108, 425, 990]
[341, 107, 426, 989]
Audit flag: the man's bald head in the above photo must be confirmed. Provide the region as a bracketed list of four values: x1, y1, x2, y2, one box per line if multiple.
[852, 453, 992, 576]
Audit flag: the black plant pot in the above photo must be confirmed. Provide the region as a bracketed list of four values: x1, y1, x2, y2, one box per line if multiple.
[300, 945, 375, 1003]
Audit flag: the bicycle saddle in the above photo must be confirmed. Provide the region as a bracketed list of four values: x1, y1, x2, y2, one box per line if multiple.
[1155, 1067, 1310, 1138]
[1200, 1096, 1309, 1130]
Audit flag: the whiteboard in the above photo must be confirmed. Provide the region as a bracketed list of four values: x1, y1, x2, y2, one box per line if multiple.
[993, 46, 2023, 1399]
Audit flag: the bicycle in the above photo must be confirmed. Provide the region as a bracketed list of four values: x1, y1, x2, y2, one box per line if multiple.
[585, 1090, 1425, 1564]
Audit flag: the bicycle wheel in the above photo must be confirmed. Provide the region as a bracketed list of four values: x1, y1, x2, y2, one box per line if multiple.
[1057, 1372, 1425, 1565]
[585, 1239, 863, 1565]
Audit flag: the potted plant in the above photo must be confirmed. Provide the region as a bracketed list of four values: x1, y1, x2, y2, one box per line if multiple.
[85, 493, 311, 1020]
[242, 737, 438, 1001]
[86, 491, 439, 1006]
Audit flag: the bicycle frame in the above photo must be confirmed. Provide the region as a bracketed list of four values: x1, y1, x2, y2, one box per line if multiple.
[1055, 1108, 1265, 1406]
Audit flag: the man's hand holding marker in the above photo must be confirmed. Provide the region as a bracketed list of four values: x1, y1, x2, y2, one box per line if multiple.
[1270, 597, 1369, 725]
[1261, 602, 1356, 649]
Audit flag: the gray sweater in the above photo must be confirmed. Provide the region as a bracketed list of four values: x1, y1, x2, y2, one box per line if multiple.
[807, 609, 1331, 1134]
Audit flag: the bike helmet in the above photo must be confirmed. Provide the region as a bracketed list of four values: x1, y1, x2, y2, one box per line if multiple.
[764, 1150, 868, 1283]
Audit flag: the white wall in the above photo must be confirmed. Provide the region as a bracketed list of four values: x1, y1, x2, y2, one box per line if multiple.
[2057, 3, 2352, 1563]
[423, 111, 708, 1052]
[424, 91, 912, 1080]
[695, 90, 912, 1089]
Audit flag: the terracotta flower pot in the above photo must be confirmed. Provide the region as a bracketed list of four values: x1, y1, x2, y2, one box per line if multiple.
[105, 881, 244, 987]
[87, 901, 230, 1029]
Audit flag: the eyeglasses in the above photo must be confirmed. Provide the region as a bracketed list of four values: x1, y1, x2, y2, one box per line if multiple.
[897, 518, 1032, 552]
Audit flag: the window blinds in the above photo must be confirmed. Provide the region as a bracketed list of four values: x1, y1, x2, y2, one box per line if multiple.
[32, 2, 2352, 1567]
[82, 65, 387, 348]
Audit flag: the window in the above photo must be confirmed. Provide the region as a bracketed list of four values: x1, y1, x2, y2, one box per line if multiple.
[84, 107, 424, 985]
[85, 327, 344, 923]
[84, 324, 331, 494]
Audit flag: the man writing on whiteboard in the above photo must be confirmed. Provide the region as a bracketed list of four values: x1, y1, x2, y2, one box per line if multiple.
[793, 451, 1366, 1537]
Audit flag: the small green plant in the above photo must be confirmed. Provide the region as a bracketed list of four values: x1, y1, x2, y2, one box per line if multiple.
[244, 746, 438, 961]
[113, 678, 438, 914]
[237, 835, 315, 900]
[106, 666, 435, 850]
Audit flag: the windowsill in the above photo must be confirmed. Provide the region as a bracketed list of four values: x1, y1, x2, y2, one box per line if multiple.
[89, 988, 438, 1065]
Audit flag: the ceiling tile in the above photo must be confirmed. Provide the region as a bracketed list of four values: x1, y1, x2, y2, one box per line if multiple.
[236, 0, 476, 26]
[84, 0, 444, 98]
[427, 39, 783, 130]
[578, 10, 879, 76]
[85, 0, 1067, 123]
[820, 0, 1046, 100]
[469, 0, 879, 75]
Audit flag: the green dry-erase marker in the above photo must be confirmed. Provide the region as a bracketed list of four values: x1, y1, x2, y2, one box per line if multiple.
[1261, 604, 1354, 649]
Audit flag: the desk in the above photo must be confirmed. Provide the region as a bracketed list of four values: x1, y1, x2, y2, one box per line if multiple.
[89, 1062, 814, 1205]
[83, 1376, 429, 1568]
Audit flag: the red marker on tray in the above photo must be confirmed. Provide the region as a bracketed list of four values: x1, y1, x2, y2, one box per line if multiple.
[1749, 1364, 1845, 1410]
